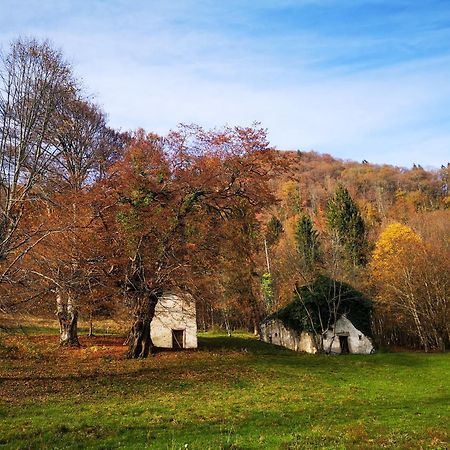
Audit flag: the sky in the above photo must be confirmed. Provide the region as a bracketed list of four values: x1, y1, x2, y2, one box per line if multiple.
[1, 0, 450, 168]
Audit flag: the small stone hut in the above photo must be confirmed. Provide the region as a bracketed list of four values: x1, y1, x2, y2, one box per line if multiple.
[260, 276, 374, 355]
[151, 292, 197, 349]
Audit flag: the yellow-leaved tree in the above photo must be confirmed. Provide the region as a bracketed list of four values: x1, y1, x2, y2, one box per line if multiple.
[370, 222, 449, 351]
[371, 222, 422, 276]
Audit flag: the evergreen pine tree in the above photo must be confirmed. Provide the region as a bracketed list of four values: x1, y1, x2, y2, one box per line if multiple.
[265, 216, 283, 246]
[326, 186, 367, 266]
[295, 214, 320, 272]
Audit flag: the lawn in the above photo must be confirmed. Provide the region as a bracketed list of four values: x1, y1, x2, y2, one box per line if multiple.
[0, 325, 449, 449]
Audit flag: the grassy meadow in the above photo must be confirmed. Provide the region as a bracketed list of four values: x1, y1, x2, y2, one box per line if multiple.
[0, 323, 449, 449]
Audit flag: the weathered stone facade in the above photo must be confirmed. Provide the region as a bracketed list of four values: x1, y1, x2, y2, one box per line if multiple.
[321, 315, 374, 354]
[260, 315, 373, 354]
[151, 292, 197, 349]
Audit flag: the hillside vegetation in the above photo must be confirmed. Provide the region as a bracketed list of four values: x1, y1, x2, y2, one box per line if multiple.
[208, 150, 449, 351]
[1, 38, 448, 353]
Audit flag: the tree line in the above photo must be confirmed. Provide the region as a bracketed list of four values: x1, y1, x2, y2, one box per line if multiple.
[0, 38, 279, 357]
[250, 152, 449, 352]
[1, 38, 448, 355]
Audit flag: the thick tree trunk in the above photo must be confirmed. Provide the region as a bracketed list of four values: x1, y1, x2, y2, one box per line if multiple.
[127, 292, 159, 359]
[56, 291, 80, 347]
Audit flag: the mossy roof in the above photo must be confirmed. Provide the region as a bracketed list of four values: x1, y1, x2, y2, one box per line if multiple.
[267, 276, 373, 337]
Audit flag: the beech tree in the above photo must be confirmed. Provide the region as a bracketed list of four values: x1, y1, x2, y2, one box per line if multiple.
[43, 97, 124, 345]
[50, 96, 124, 190]
[23, 189, 115, 346]
[104, 125, 275, 358]
[15, 92, 124, 345]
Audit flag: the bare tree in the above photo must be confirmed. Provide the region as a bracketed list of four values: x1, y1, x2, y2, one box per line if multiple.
[0, 39, 125, 341]
[43, 97, 125, 345]
[49, 96, 125, 191]
[0, 38, 75, 282]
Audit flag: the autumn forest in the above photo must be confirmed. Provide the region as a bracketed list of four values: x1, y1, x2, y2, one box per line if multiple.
[0, 38, 449, 359]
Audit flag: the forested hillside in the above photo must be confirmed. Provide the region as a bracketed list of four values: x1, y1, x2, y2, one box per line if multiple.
[1, 38, 448, 354]
[203, 150, 449, 351]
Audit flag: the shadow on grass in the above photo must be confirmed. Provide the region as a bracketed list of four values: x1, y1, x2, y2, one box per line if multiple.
[198, 334, 441, 371]
[2, 332, 449, 449]
[0, 325, 60, 335]
[198, 334, 296, 356]
[0, 324, 121, 336]
[2, 330, 444, 382]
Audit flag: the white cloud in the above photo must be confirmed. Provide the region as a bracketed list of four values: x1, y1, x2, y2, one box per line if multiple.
[1, 0, 450, 167]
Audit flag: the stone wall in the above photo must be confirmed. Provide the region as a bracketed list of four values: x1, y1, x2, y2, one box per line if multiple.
[260, 319, 301, 351]
[260, 315, 374, 354]
[322, 315, 373, 354]
[150, 292, 197, 349]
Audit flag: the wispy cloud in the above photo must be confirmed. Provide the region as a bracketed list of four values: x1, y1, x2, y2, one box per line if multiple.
[1, 0, 450, 167]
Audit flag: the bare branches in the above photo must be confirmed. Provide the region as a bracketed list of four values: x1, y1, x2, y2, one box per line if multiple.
[0, 38, 76, 261]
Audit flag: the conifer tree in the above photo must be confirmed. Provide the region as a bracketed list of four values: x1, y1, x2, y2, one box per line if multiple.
[265, 216, 283, 246]
[326, 186, 367, 266]
[295, 214, 320, 272]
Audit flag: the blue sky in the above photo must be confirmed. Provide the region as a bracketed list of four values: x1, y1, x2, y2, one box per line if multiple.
[1, 0, 450, 167]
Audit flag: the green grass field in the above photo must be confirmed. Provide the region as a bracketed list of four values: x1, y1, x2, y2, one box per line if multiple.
[0, 326, 449, 449]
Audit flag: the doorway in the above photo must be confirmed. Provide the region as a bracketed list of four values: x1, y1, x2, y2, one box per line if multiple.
[339, 335, 350, 354]
[172, 329, 184, 349]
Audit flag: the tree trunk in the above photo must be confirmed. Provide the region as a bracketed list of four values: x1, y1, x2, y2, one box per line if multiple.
[437, 336, 446, 352]
[127, 292, 159, 359]
[222, 310, 232, 337]
[56, 291, 80, 347]
[88, 314, 94, 337]
[410, 303, 428, 352]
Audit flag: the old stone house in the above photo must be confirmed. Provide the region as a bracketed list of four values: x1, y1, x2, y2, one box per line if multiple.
[260, 276, 374, 355]
[260, 314, 374, 354]
[151, 292, 197, 349]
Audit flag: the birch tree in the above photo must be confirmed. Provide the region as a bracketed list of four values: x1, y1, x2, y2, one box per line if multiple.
[370, 222, 450, 351]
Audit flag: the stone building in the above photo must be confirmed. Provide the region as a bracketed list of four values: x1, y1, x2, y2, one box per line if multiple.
[260, 276, 374, 355]
[151, 292, 197, 349]
[260, 314, 374, 354]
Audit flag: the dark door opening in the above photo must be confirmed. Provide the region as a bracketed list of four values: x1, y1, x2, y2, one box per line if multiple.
[339, 335, 350, 354]
[172, 329, 184, 349]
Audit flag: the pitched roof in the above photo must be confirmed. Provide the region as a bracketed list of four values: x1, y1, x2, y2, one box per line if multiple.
[267, 276, 373, 337]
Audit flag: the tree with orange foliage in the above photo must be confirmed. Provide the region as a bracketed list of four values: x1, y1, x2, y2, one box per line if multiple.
[104, 125, 276, 358]
[17, 95, 125, 346]
[23, 190, 113, 346]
